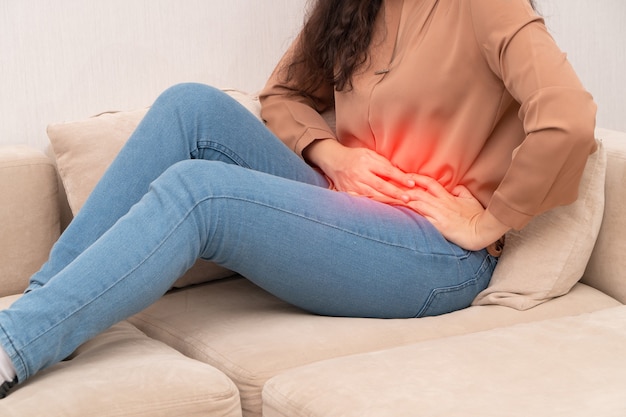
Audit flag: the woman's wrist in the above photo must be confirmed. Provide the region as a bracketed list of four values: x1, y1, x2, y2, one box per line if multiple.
[475, 209, 510, 249]
[302, 138, 342, 172]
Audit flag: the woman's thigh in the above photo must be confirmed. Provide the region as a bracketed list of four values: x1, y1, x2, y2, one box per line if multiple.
[170, 161, 496, 319]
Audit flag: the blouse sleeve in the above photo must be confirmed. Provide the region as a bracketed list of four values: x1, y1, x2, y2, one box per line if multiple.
[469, 0, 597, 230]
[259, 36, 337, 157]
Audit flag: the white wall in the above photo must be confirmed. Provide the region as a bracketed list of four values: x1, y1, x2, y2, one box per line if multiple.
[0, 0, 624, 151]
[541, 0, 626, 133]
[0, 0, 308, 150]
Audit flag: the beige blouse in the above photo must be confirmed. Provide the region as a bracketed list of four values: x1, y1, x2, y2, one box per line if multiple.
[259, 0, 597, 230]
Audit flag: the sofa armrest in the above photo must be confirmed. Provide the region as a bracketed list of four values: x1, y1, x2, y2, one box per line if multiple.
[581, 128, 626, 303]
[0, 146, 60, 297]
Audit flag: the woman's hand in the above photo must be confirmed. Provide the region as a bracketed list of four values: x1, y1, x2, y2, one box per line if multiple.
[404, 175, 510, 251]
[304, 140, 509, 251]
[304, 139, 416, 202]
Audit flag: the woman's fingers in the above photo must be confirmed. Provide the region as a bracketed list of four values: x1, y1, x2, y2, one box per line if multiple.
[368, 153, 416, 188]
[327, 147, 415, 200]
[407, 174, 449, 198]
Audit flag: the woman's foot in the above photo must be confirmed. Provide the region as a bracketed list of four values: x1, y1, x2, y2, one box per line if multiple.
[0, 346, 16, 398]
[0, 379, 16, 398]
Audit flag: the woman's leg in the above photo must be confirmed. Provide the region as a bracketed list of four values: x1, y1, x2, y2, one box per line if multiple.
[0, 160, 495, 383]
[27, 83, 327, 291]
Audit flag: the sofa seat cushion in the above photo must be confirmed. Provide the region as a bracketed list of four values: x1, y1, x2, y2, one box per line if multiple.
[128, 277, 620, 417]
[263, 305, 626, 417]
[0, 296, 241, 417]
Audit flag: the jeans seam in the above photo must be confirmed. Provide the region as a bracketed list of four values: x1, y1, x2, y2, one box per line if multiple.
[441, 237, 472, 260]
[0, 323, 25, 383]
[211, 195, 428, 253]
[415, 252, 494, 318]
[216, 192, 459, 256]
[197, 141, 253, 169]
[226, 193, 484, 258]
[415, 276, 479, 318]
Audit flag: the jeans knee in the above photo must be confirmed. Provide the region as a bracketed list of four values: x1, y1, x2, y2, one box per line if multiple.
[155, 83, 229, 111]
[148, 161, 238, 238]
[153, 160, 229, 201]
[157, 159, 205, 190]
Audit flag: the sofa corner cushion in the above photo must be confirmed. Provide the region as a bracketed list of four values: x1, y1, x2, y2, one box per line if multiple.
[46, 89, 260, 289]
[473, 140, 607, 310]
[0, 146, 60, 297]
[0, 320, 242, 417]
[582, 129, 626, 303]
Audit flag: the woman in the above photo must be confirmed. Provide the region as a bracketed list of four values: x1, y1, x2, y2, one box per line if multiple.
[0, 0, 596, 396]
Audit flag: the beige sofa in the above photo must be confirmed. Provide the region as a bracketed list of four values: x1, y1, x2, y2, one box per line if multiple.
[0, 92, 625, 416]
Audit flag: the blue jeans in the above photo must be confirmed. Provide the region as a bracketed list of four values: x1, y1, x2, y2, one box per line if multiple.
[0, 83, 496, 383]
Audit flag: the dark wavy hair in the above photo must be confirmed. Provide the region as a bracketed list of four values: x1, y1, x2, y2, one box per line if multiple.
[286, 0, 538, 93]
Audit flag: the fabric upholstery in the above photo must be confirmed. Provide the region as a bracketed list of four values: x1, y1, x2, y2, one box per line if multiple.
[473, 140, 606, 309]
[129, 277, 620, 417]
[46, 89, 260, 289]
[0, 146, 60, 296]
[582, 129, 626, 303]
[0, 296, 242, 417]
[263, 305, 626, 417]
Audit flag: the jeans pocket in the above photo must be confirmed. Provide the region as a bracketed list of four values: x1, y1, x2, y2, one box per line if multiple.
[415, 252, 496, 317]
